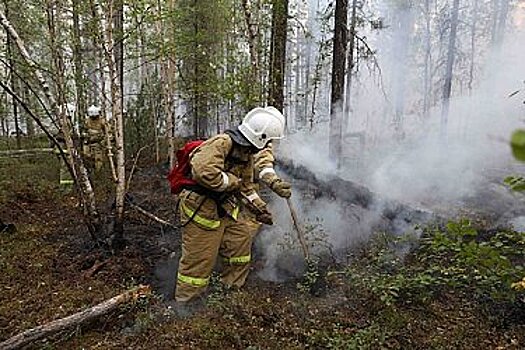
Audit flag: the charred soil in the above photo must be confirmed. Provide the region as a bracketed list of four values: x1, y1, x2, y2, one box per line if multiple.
[0, 158, 524, 349]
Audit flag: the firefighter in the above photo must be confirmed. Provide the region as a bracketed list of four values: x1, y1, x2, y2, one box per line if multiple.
[52, 131, 74, 192]
[83, 105, 106, 171]
[174, 107, 286, 307]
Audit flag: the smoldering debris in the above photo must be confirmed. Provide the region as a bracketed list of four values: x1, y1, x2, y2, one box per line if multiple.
[277, 157, 436, 233]
[254, 158, 437, 282]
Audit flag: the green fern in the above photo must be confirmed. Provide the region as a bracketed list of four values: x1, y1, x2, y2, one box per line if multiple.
[504, 175, 525, 192]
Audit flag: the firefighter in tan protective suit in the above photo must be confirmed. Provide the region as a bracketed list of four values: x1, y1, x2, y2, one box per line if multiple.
[174, 107, 288, 307]
[83, 105, 107, 171]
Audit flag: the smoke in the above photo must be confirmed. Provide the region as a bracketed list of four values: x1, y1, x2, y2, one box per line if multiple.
[256, 2, 525, 280]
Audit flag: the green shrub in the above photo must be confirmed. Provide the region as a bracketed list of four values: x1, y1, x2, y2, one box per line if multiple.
[347, 220, 524, 306]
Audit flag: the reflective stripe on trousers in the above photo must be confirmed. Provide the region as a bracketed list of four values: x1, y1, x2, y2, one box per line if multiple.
[223, 254, 251, 264]
[177, 272, 209, 287]
[180, 201, 221, 229]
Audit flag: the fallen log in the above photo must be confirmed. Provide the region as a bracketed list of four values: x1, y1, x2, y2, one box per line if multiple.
[276, 158, 437, 234]
[0, 148, 53, 157]
[0, 285, 151, 350]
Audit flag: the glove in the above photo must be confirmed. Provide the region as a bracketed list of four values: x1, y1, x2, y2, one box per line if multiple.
[225, 173, 241, 192]
[252, 197, 273, 225]
[270, 178, 292, 198]
[256, 210, 273, 225]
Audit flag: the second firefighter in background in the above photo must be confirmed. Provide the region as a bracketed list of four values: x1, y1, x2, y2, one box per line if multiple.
[83, 105, 107, 171]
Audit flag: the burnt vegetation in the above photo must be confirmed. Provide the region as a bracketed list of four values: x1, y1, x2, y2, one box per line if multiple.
[0, 149, 523, 349]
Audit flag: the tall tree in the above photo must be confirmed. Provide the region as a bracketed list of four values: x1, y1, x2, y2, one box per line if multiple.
[329, 0, 347, 163]
[157, 0, 176, 167]
[113, 0, 124, 112]
[268, 0, 289, 111]
[422, 0, 433, 116]
[390, 0, 414, 134]
[175, 0, 228, 138]
[241, 0, 261, 109]
[441, 0, 460, 137]
[343, 0, 358, 131]
[4, 0, 20, 148]
[99, 0, 126, 245]
[72, 0, 86, 131]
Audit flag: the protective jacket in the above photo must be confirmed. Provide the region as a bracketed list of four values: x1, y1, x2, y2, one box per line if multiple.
[84, 117, 106, 144]
[83, 117, 108, 170]
[179, 134, 261, 227]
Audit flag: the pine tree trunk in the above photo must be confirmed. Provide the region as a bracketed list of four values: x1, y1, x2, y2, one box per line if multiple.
[268, 0, 289, 111]
[329, 0, 347, 163]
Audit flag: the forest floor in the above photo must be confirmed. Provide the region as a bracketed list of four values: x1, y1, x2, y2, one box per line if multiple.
[0, 149, 524, 349]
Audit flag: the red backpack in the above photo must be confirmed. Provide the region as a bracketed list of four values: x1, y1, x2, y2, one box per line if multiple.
[167, 140, 204, 194]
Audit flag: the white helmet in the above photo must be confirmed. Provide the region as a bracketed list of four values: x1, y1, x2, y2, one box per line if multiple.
[87, 105, 101, 118]
[238, 106, 285, 149]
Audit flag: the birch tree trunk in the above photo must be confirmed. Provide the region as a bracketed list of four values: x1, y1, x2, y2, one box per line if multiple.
[0, 6, 101, 238]
[343, 0, 358, 134]
[101, 0, 126, 245]
[4, 0, 20, 149]
[329, 0, 347, 164]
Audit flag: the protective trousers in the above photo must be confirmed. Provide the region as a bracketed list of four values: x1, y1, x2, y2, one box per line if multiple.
[89, 143, 104, 171]
[175, 209, 261, 302]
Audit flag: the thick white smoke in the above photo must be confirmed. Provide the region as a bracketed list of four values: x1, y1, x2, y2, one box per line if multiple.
[256, 2, 525, 280]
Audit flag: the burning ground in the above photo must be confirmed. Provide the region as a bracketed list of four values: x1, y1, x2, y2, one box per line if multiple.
[0, 152, 524, 349]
